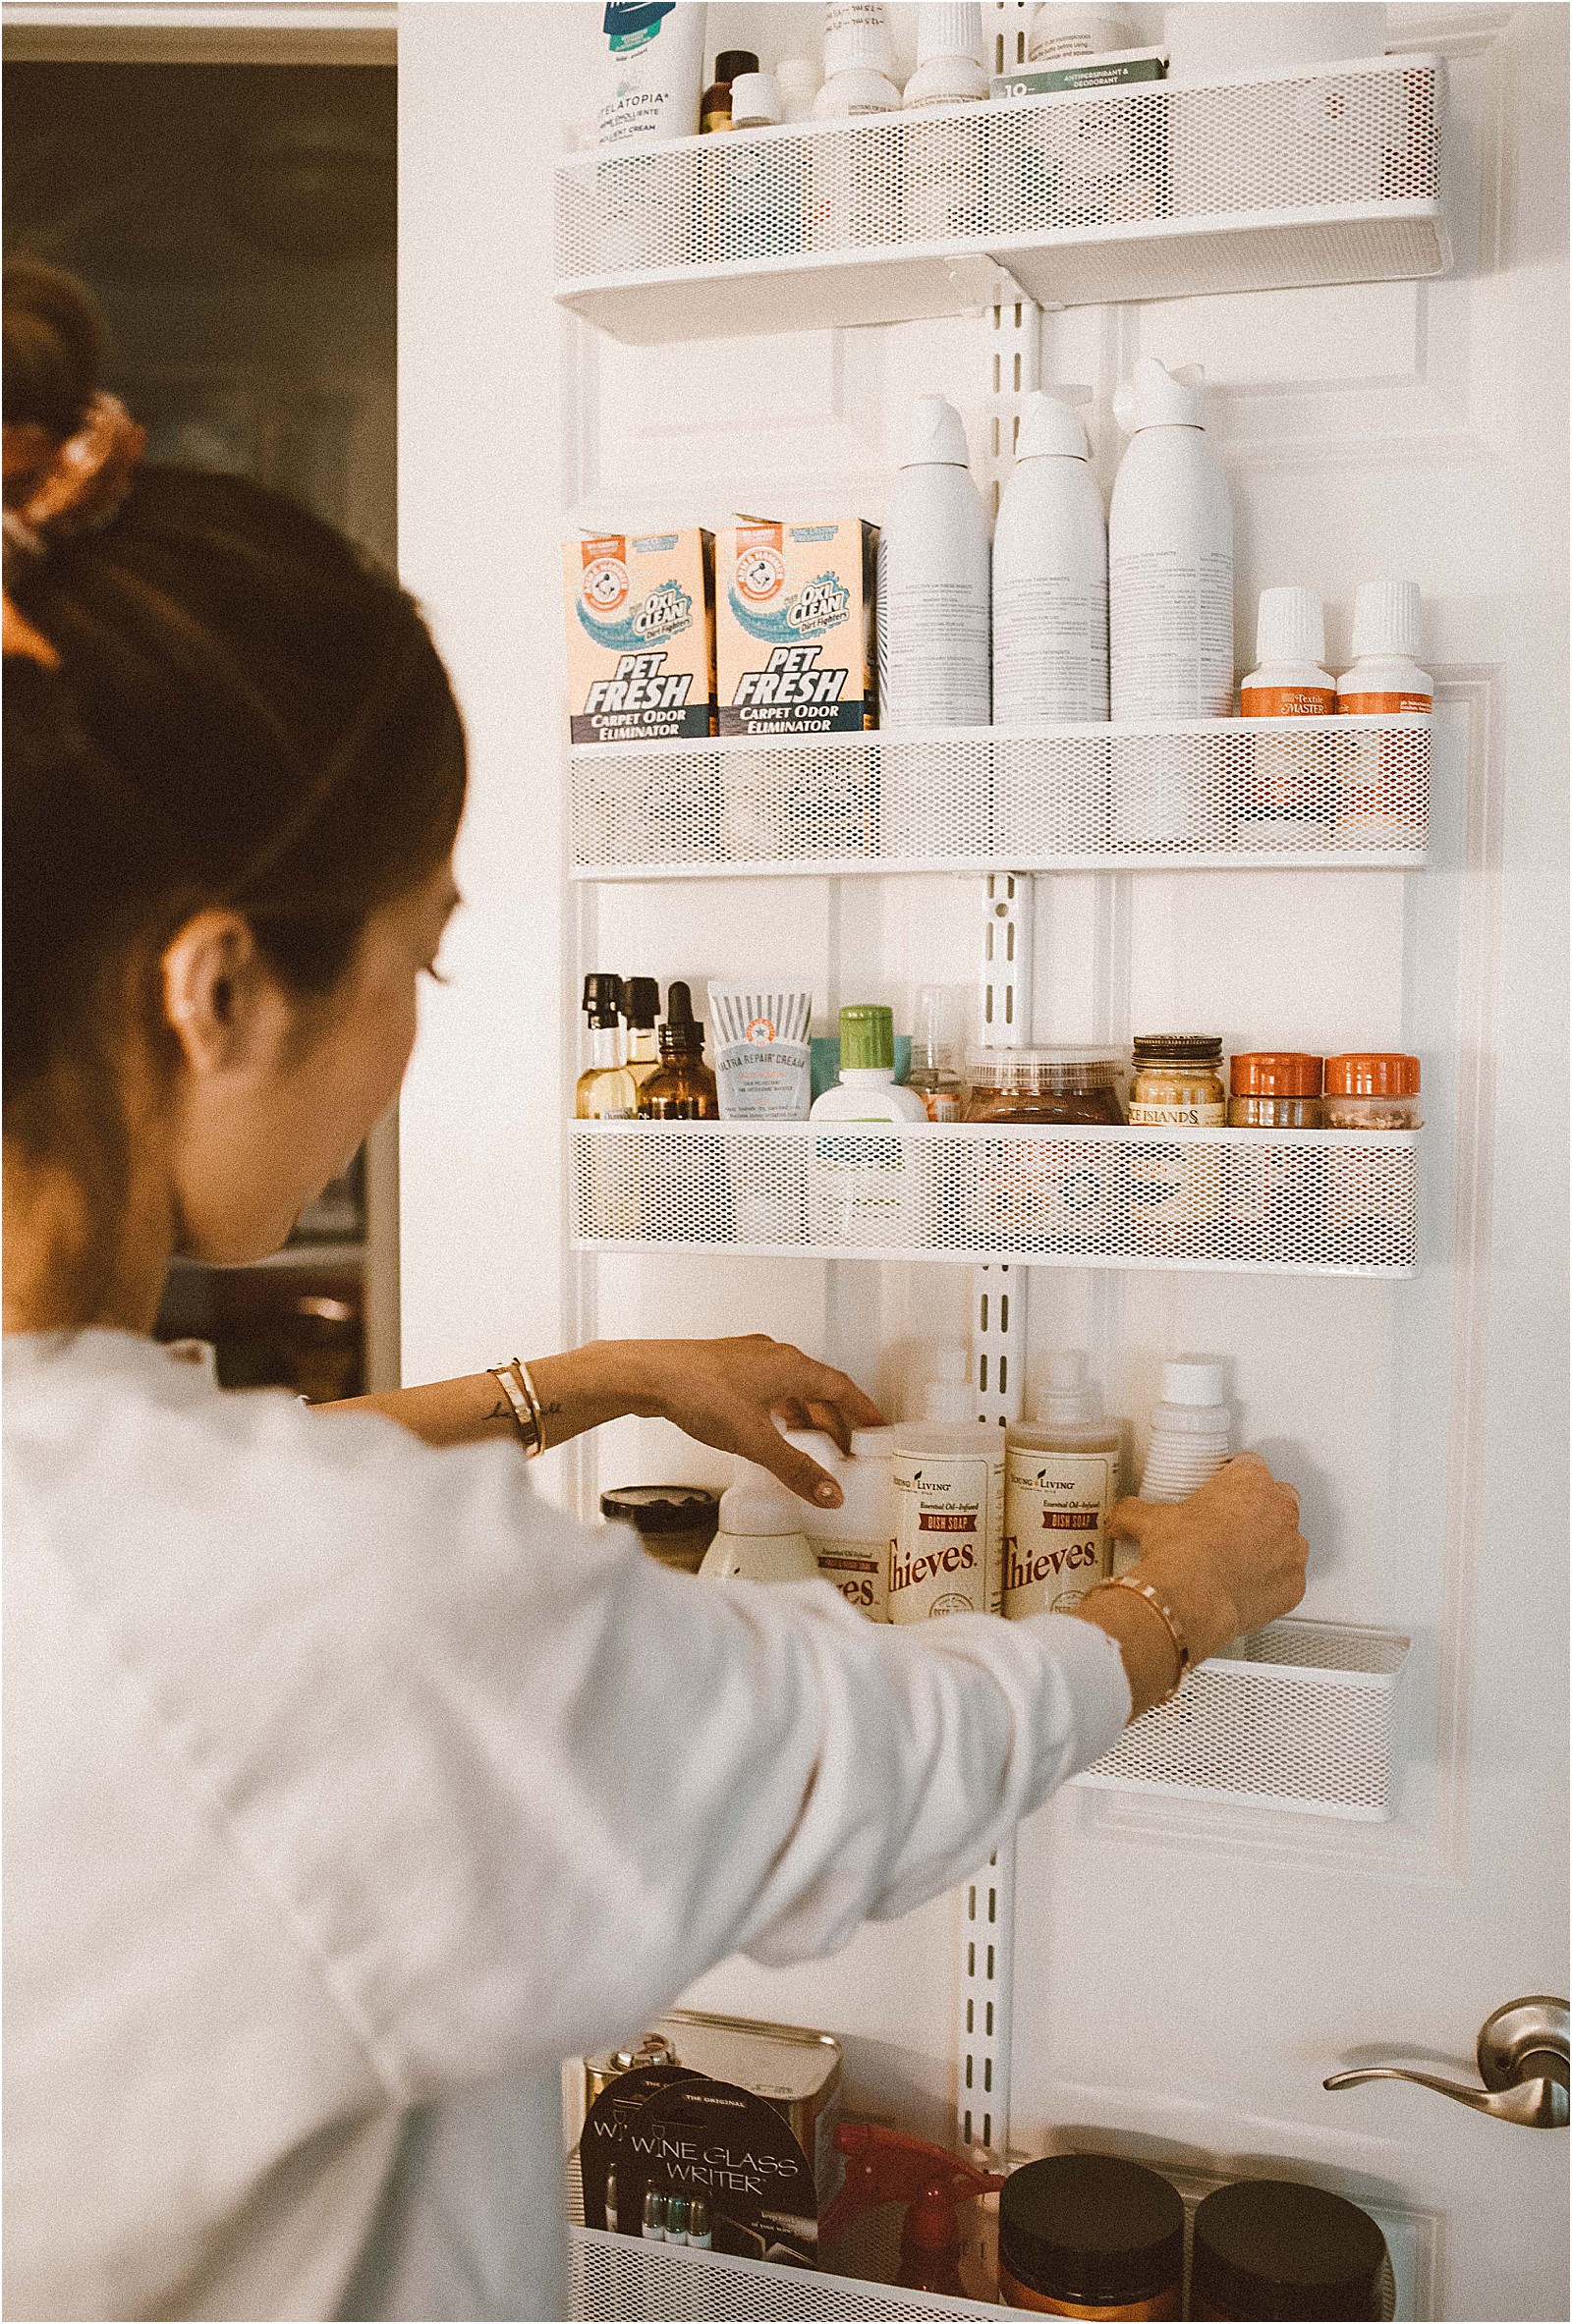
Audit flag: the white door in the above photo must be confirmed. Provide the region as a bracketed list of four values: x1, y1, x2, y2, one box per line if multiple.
[396, 5, 1569, 2314]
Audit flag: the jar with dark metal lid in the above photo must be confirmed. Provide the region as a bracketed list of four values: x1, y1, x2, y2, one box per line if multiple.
[1128, 1035, 1227, 1126]
[998, 2153, 1185, 2318]
[1190, 2178, 1387, 2320]
[1227, 1053, 1324, 1131]
[600, 1485, 720, 1575]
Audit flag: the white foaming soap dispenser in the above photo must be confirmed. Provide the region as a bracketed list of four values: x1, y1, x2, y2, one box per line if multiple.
[699, 1469, 821, 1584]
[878, 394, 992, 729]
[992, 387, 1109, 726]
[1108, 358, 1234, 720]
[1111, 1357, 1233, 1574]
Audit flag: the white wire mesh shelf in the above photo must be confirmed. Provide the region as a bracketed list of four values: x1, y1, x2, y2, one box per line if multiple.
[555, 57, 1446, 344]
[570, 1123, 1419, 1277]
[569, 717, 1429, 879]
[569, 2228, 1014, 2322]
[1077, 1619, 1412, 1820]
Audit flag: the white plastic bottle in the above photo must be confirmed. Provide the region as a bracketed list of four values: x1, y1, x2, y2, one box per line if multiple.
[592, 0, 708, 144]
[1003, 1353, 1123, 1616]
[878, 395, 992, 729]
[810, 1005, 929, 1126]
[1108, 358, 1234, 721]
[903, 4, 987, 241]
[890, 1351, 1005, 1621]
[785, 1424, 897, 1618]
[810, 13, 901, 249]
[1237, 587, 1336, 846]
[810, 1004, 928, 1246]
[698, 1472, 820, 1582]
[1028, 4, 1138, 61]
[812, 11, 900, 115]
[721, 69, 791, 263]
[1338, 579, 1432, 717]
[1110, 1357, 1232, 1573]
[992, 389, 1109, 725]
[776, 56, 822, 122]
[1240, 586, 1335, 718]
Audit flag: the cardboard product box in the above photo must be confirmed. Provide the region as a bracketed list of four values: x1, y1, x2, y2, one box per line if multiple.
[991, 48, 1167, 96]
[564, 528, 715, 744]
[716, 521, 878, 737]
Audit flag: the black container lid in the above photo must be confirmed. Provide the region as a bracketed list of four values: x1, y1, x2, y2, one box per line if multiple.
[583, 971, 623, 1028]
[999, 2154, 1185, 2308]
[1133, 1032, 1224, 1062]
[660, 979, 705, 1055]
[1192, 2179, 1387, 2321]
[601, 1484, 721, 1538]
[713, 48, 759, 81]
[623, 975, 660, 1029]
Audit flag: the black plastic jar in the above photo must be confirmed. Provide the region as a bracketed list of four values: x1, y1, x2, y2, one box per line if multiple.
[998, 2154, 1185, 2318]
[1191, 2179, 1387, 2320]
[600, 1485, 720, 1575]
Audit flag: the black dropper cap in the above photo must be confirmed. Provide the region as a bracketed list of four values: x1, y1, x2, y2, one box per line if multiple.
[714, 48, 758, 82]
[660, 980, 704, 1057]
[583, 972, 622, 1030]
[622, 975, 660, 1030]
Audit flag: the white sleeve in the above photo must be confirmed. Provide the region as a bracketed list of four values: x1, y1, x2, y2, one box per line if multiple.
[135, 1414, 1129, 2100]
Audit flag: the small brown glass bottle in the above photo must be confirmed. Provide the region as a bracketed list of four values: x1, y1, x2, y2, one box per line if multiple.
[701, 48, 758, 132]
[639, 981, 719, 1120]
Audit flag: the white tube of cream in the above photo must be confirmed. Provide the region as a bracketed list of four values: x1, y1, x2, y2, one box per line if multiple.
[707, 984, 814, 1121]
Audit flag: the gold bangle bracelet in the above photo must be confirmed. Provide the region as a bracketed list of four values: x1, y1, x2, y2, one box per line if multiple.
[490, 1357, 545, 1459]
[1081, 1575, 1191, 1704]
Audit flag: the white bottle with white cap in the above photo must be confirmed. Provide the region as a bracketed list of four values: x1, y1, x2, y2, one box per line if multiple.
[1028, 3, 1139, 62]
[775, 56, 822, 122]
[813, 7, 901, 114]
[1110, 1357, 1232, 1573]
[878, 395, 992, 728]
[889, 1350, 1005, 1622]
[1240, 587, 1335, 718]
[785, 1425, 897, 1618]
[1003, 1354, 1123, 1617]
[1337, 580, 1432, 717]
[810, 9, 900, 248]
[1236, 587, 1335, 845]
[1108, 358, 1234, 721]
[720, 69, 790, 263]
[992, 389, 1109, 725]
[903, 3, 988, 239]
[698, 1470, 821, 1582]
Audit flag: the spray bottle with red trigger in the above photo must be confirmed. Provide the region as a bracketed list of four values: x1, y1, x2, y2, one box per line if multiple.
[819, 2122, 1006, 2296]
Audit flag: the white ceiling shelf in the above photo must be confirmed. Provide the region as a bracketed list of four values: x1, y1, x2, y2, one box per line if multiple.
[570, 716, 1430, 880]
[571, 1122, 1419, 1278]
[554, 56, 1448, 345]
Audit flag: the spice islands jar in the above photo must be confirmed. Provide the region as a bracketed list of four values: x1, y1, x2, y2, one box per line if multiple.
[1127, 1035, 1227, 1254]
[1190, 2178, 1387, 2320]
[998, 2153, 1185, 2318]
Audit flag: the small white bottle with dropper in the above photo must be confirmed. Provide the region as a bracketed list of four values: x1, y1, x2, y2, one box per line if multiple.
[1003, 1353, 1123, 1616]
[1111, 1357, 1231, 1575]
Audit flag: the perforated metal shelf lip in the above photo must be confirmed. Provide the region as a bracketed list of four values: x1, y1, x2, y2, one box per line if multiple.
[573, 850, 1429, 881]
[572, 1122, 1419, 1145]
[569, 2227, 1017, 2321]
[570, 716, 1431, 753]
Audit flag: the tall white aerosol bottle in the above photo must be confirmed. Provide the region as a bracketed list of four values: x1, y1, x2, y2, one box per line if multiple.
[1108, 358, 1234, 720]
[878, 395, 992, 728]
[992, 389, 1109, 725]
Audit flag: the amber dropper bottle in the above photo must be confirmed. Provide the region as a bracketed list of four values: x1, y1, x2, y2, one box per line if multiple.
[576, 972, 638, 1121]
[639, 980, 719, 1120]
[621, 975, 663, 1097]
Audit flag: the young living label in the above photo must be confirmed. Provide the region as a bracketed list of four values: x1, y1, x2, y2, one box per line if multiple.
[814, 1542, 886, 1622]
[889, 1449, 1004, 1623]
[1002, 1447, 1119, 1618]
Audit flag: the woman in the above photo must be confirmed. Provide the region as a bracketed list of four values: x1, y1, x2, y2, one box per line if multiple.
[3, 263, 1307, 2324]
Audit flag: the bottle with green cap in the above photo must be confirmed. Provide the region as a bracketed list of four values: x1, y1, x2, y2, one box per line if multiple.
[811, 1005, 929, 1124]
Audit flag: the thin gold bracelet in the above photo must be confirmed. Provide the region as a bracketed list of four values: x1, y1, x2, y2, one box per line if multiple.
[490, 1357, 545, 1459]
[1081, 1575, 1191, 1704]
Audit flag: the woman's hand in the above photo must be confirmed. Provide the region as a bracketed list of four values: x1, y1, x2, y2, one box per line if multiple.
[592, 1335, 886, 1507]
[1073, 1454, 1308, 1717]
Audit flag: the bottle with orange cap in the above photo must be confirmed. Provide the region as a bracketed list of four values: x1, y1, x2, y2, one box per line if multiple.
[1226, 1052, 1324, 1260]
[1322, 1054, 1423, 1259]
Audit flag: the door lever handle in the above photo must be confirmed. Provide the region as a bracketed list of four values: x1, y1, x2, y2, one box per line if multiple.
[1324, 1998, 1569, 2130]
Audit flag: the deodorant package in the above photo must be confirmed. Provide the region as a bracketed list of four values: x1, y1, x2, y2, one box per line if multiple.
[715, 521, 878, 736]
[563, 529, 716, 744]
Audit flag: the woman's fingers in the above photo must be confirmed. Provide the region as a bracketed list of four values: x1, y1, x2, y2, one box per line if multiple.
[1107, 1494, 1152, 1543]
[741, 1421, 844, 1507]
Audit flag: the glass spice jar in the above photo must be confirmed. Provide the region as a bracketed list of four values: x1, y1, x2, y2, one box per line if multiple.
[1128, 1034, 1227, 1125]
[1190, 2179, 1387, 2321]
[600, 1485, 721, 1575]
[963, 1052, 1125, 1253]
[1127, 1036, 1226, 1255]
[998, 2152, 1186, 2318]
[1323, 1055, 1421, 1264]
[1226, 1054, 1324, 1261]
[964, 1050, 1126, 1127]
[1227, 1051, 1323, 1129]
[1322, 1053, 1423, 1130]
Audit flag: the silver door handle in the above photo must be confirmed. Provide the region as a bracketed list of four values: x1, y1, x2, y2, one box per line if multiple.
[1324, 1997, 1569, 2130]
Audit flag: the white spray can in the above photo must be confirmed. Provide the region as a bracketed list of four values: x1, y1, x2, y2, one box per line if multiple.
[878, 396, 992, 728]
[889, 1352, 1005, 1621]
[592, 1, 707, 144]
[1108, 358, 1234, 720]
[992, 389, 1109, 725]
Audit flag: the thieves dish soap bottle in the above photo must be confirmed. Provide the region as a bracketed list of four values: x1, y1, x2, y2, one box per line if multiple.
[1003, 1353, 1122, 1616]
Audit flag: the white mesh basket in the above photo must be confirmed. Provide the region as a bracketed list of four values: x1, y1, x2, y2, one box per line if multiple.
[555, 59, 1446, 343]
[570, 1123, 1419, 1277]
[569, 719, 1429, 879]
[569, 2228, 1013, 2322]
[1076, 1619, 1412, 1819]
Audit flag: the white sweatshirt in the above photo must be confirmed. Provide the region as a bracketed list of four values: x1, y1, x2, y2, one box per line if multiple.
[3, 1331, 1130, 2321]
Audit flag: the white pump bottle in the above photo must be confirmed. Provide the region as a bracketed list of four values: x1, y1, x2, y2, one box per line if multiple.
[878, 396, 992, 729]
[698, 1471, 820, 1583]
[1108, 358, 1234, 720]
[992, 389, 1109, 725]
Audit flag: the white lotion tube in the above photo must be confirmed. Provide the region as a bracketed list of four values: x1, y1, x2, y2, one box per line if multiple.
[707, 984, 813, 1120]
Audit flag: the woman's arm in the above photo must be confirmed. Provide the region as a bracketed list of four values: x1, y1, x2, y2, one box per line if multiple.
[322, 1335, 886, 1506]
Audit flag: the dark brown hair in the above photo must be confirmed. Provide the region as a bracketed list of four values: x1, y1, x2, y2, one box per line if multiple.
[3, 262, 466, 1273]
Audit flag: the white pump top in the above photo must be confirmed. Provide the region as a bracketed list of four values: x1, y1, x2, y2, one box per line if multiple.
[716, 1474, 810, 1537]
[916, 1, 982, 65]
[1255, 585, 1327, 667]
[900, 394, 972, 470]
[1015, 389, 1093, 463]
[1351, 577, 1423, 661]
[923, 1345, 975, 1422]
[1112, 357, 1208, 435]
[1159, 1358, 1226, 1409]
[1036, 1350, 1098, 1426]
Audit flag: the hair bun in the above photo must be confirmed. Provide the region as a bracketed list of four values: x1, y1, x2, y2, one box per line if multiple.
[3, 258, 105, 444]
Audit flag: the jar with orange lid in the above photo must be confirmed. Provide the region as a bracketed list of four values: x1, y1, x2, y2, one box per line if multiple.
[1227, 1054, 1324, 1259]
[1127, 1035, 1225, 1253]
[964, 1051, 1125, 1251]
[1324, 1054, 1422, 1259]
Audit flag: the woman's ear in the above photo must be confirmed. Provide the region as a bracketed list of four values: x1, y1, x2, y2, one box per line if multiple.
[160, 911, 280, 1078]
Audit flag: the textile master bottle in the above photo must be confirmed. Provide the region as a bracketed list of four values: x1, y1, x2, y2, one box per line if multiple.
[576, 973, 638, 1120]
[1108, 358, 1233, 720]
